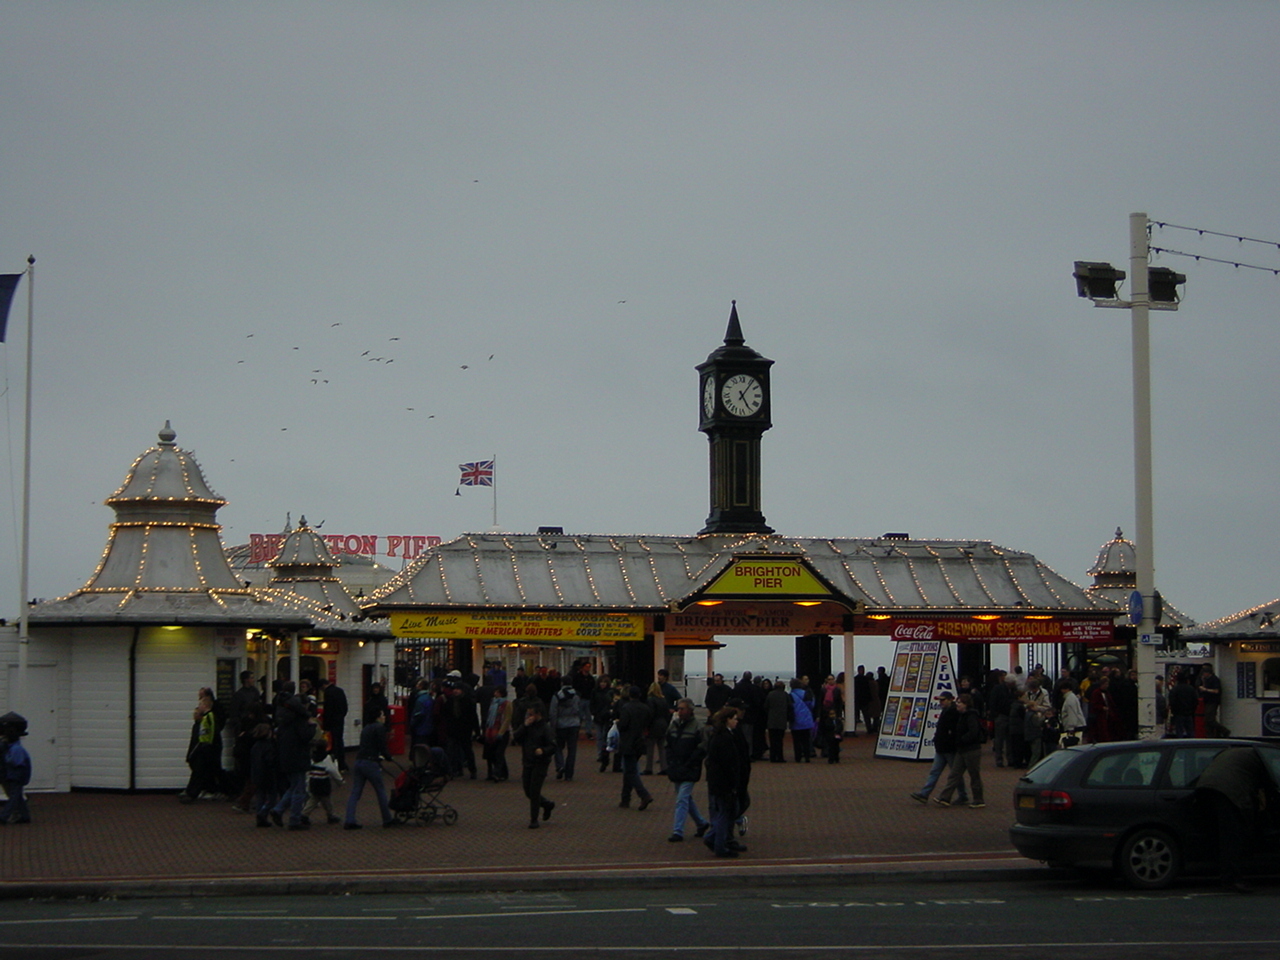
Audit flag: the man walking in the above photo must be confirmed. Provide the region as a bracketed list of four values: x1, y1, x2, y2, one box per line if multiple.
[665, 698, 710, 842]
[512, 702, 556, 828]
[910, 692, 968, 805]
[616, 685, 653, 811]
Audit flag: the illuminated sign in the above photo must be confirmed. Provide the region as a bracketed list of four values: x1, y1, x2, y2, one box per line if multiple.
[389, 611, 645, 642]
[668, 604, 844, 637]
[872, 618, 1114, 644]
[702, 558, 834, 597]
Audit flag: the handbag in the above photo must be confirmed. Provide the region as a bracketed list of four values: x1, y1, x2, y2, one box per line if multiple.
[1059, 732, 1081, 748]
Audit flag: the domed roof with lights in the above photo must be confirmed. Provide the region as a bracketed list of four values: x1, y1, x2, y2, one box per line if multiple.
[254, 516, 386, 637]
[28, 423, 314, 628]
[1084, 528, 1194, 627]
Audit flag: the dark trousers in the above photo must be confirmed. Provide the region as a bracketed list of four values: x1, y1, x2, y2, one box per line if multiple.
[1201, 790, 1250, 882]
[484, 733, 509, 781]
[522, 763, 550, 824]
[328, 725, 347, 771]
[446, 733, 476, 777]
[708, 793, 737, 855]
[792, 727, 812, 762]
[620, 752, 651, 803]
[768, 728, 786, 762]
[555, 727, 579, 779]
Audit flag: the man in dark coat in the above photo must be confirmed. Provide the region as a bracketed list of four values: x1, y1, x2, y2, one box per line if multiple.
[270, 682, 315, 829]
[1195, 745, 1274, 891]
[704, 706, 745, 858]
[511, 702, 556, 828]
[664, 698, 709, 842]
[441, 672, 478, 780]
[616, 685, 653, 810]
[704, 673, 732, 715]
[317, 678, 348, 771]
[1168, 670, 1198, 739]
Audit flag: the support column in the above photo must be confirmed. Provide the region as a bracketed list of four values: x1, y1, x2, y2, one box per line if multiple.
[653, 615, 666, 685]
[842, 629, 856, 736]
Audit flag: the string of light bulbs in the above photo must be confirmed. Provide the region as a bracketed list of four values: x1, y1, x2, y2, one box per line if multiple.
[1148, 220, 1280, 275]
[1151, 221, 1280, 251]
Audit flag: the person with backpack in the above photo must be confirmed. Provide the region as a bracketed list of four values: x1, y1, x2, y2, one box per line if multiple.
[483, 685, 512, 782]
[0, 712, 32, 824]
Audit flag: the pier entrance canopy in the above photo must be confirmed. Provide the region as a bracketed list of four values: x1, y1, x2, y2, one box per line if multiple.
[369, 532, 1120, 684]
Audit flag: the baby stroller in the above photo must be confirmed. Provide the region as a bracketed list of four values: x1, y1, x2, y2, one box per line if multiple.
[389, 744, 457, 826]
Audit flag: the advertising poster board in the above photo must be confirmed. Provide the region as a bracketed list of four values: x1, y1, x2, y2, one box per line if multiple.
[875, 639, 958, 760]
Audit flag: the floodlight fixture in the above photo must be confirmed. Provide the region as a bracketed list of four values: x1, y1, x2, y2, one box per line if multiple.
[1073, 261, 1126, 299]
[1148, 267, 1186, 303]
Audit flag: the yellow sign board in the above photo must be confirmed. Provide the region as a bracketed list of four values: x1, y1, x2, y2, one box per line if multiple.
[702, 558, 832, 597]
[390, 611, 645, 642]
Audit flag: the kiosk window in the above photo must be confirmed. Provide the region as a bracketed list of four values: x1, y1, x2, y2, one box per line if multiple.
[1263, 658, 1280, 693]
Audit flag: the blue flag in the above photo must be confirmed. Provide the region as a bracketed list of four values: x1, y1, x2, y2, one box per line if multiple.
[0, 274, 21, 343]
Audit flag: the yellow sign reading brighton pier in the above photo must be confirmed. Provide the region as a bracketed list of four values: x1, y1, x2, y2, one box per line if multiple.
[390, 611, 645, 642]
[702, 558, 831, 597]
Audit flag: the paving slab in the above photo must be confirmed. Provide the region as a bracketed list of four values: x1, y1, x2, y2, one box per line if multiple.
[0, 734, 1048, 899]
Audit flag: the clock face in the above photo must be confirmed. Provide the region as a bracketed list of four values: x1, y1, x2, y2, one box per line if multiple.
[702, 376, 716, 418]
[721, 373, 763, 417]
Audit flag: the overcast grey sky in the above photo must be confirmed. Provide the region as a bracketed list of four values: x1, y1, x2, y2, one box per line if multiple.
[2, 2, 1277, 674]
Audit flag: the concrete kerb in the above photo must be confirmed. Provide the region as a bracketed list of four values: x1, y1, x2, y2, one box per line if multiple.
[0, 863, 1066, 902]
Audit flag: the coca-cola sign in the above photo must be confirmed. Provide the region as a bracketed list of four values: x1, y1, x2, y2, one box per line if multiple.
[891, 622, 936, 641]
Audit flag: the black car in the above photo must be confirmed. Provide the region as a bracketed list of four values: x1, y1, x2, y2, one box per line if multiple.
[1010, 738, 1280, 889]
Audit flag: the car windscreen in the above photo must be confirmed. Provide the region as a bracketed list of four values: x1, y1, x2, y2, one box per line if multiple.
[1020, 748, 1078, 785]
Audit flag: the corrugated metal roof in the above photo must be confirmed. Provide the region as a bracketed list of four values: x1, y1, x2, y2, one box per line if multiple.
[369, 532, 1119, 616]
[1183, 599, 1280, 640]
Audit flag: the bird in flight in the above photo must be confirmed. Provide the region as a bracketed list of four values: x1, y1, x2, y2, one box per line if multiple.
[460, 365, 469, 370]
[331, 322, 341, 327]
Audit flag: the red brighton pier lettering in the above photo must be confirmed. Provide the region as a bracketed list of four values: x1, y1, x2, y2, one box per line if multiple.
[250, 534, 441, 561]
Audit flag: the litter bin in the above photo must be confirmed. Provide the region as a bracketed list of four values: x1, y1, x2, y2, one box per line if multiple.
[387, 703, 407, 756]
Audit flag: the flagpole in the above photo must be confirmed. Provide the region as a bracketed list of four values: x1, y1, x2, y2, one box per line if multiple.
[491, 455, 498, 529]
[16, 256, 34, 711]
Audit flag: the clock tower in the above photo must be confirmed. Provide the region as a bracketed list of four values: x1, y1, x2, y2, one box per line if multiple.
[696, 301, 774, 534]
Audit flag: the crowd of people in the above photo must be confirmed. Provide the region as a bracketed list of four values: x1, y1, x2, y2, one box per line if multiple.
[909, 661, 1231, 813]
[173, 657, 1230, 850]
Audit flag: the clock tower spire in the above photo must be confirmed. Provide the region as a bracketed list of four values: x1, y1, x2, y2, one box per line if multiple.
[696, 301, 774, 535]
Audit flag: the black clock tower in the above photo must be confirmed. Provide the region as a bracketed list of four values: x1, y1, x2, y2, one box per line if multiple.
[696, 301, 774, 534]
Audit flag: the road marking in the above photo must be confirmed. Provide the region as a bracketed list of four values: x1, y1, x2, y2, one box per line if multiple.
[4, 941, 1280, 953]
[666, 907, 697, 915]
[152, 916, 385, 922]
[414, 908, 646, 921]
[0, 917, 138, 926]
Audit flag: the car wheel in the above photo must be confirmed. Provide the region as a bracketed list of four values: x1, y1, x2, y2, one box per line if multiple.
[1118, 828, 1181, 890]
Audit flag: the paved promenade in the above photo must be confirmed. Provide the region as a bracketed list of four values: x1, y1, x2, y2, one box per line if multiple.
[0, 734, 1046, 899]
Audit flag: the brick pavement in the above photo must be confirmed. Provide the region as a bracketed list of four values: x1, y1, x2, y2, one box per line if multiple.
[0, 734, 1042, 898]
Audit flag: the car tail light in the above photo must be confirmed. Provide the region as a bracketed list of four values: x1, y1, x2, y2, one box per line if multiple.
[1037, 790, 1073, 812]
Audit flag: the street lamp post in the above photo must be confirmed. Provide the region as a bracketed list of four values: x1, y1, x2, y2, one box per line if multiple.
[1128, 211, 1158, 736]
[1075, 212, 1184, 738]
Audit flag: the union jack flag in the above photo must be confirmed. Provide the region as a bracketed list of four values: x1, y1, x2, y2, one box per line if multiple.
[458, 460, 494, 487]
